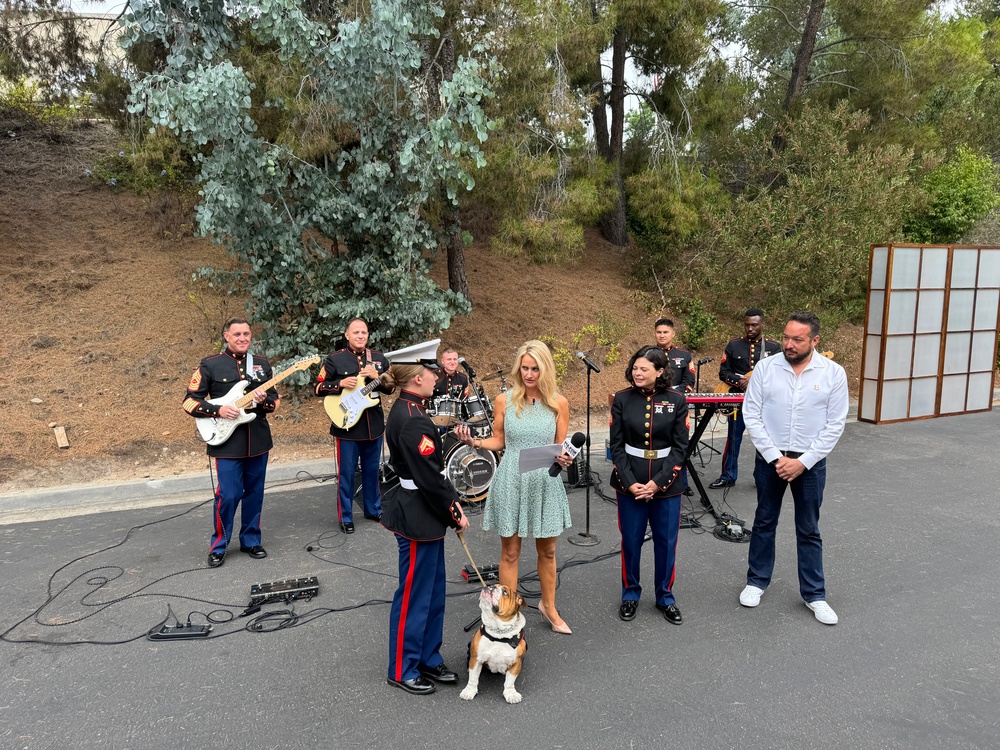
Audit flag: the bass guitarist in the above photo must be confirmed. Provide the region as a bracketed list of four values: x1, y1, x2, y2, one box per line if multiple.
[183, 318, 279, 568]
[316, 317, 393, 534]
[709, 308, 780, 490]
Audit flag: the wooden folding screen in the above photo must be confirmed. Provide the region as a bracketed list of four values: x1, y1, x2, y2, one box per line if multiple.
[859, 244, 1000, 424]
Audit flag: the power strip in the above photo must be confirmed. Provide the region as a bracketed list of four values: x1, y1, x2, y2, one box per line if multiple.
[148, 624, 212, 640]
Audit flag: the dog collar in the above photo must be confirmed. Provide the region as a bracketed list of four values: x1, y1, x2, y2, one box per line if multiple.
[479, 624, 525, 649]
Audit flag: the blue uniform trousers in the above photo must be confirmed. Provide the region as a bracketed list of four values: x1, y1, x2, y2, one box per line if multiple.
[388, 534, 446, 682]
[335, 437, 383, 523]
[719, 408, 746, 482]
[746, 455, 827, 602]
[617, 491, 681, 607]
[210, 454, 267, 554]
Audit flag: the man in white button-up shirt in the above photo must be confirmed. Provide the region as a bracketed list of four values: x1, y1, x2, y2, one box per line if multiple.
[739, 312, 849, 625]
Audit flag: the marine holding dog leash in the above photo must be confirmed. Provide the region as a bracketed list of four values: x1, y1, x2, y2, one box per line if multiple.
[610, 346, 690, 625]
[380, 352, 470, 696]
[455, 340, 574, 635]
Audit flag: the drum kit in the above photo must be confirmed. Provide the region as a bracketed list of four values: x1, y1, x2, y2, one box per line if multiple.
[427, 366, 507, 503]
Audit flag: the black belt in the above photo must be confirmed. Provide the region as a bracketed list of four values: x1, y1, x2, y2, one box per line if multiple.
[780, 450, 804, 459]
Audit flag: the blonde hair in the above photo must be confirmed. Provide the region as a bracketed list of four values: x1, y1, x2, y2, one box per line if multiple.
[509, 340, 560, 416]
[384, 364, 426, 390]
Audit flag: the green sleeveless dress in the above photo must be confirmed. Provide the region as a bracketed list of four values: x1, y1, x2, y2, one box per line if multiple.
[483, 400, 572, 538]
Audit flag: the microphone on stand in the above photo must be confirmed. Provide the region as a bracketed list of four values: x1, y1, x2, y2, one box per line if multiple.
[458, 357, 477, 379]
[697, 357, 714, 366]
[549, 432, 586, 477]
[575, 351, 602, 373]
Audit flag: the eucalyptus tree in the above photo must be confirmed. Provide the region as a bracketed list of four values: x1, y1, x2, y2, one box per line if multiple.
[122, 0, 494, 358]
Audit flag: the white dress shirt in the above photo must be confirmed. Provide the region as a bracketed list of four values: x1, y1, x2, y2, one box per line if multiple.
[743, 349, 849, 470]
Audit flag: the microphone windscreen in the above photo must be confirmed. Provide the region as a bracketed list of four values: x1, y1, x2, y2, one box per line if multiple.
[570, 432, 586, 447]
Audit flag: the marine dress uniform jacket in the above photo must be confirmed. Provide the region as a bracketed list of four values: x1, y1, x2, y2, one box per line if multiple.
[610, 386, 690, 498]
[316, 346, 393, 440]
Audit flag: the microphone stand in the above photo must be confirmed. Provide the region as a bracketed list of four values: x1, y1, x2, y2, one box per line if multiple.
[569, 357, 600, 547]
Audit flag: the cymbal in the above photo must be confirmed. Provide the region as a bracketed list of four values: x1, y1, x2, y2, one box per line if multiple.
[480, 369, 504, 382]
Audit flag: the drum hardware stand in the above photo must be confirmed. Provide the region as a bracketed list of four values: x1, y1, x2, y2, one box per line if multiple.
[569, 353, 601, 547]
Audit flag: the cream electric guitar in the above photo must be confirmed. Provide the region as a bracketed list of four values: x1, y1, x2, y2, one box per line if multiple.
[324, 375, 385, 430]
[196, 355, 320, 446]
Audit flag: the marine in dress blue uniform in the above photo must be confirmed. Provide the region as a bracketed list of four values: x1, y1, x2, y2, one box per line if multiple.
[713, 309, 780, 488]
[183, 319, 279, 567]
[381, 357, 468, 696]
[610, 347, 689, 623]
[315, 319, 392, 531]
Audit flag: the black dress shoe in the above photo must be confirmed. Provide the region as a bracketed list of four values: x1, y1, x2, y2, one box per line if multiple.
[207, 552, 225, 568]
[363, 514, 383, 523]
[339, 521, 355, 534]
[387, 676, 436, 695]
[619, 600, 638, 621]
[683, 487, 694, 496]
[419, 663, 458, 684]
[709, 478, 735, 489]
[657, 603, 683, 625]
[240, 545, 267, 559]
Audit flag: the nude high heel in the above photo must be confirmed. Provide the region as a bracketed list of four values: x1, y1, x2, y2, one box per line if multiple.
[538, 601, 572, 635]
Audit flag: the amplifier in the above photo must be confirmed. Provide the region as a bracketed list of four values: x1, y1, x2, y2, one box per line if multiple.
[249, 576, 319, 607]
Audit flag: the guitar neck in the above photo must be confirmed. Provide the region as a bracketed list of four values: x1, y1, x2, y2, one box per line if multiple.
[233, 358, 318, 409]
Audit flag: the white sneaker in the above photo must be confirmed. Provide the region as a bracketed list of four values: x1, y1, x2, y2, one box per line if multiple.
[806, 600, 838, 625]
[739, 585, 764, 607]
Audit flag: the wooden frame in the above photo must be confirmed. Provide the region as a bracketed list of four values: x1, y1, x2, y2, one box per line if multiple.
[859, 244, 1000, 425]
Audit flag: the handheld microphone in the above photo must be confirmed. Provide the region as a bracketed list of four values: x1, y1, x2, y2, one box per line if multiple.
[549, 432, 586, 477]
[576, 351, 602, 373]
[697, 357, 714, 366]
[458, 357, 477, 379]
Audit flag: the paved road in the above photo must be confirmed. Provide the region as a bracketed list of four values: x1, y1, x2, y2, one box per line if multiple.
[1, 410, 998, 750]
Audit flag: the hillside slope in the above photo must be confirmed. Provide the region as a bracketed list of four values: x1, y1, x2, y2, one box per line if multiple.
[2, 123, 865, 493]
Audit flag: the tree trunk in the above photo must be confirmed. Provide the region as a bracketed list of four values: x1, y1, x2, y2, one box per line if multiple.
[589, 1, 610, 159]
[446, 217, 471, 303]
[598, 24, 629, 247]
[774, 0, 827, 151]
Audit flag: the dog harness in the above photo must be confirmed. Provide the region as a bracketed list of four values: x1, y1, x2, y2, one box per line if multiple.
[478, 624, 526, 650]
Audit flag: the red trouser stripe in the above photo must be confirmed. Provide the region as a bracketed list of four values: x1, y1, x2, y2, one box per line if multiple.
[211, 457, 225, 549]
[394, 540, 418, 681]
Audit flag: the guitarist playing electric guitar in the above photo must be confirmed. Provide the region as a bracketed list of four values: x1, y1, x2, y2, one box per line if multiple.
[315, 317, 394, 535]
[184, 317, 280, 569]
[709, 308, 780, 490]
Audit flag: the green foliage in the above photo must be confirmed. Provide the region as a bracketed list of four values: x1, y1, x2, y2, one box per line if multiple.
[572, 311, 629, 366]
[904, 146, 1000, 243]
[682, 103, 926, 320]
[677, 297, 716, 351]
[0, 78, 80, 131]
[87, 131, 200, 194]
[538, 335, 572, 382]
[123, 0, 494, 361]
[493, 216, 584, 264]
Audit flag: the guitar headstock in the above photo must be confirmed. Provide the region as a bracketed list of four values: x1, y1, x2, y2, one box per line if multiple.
[820, 350, 834, 360]
[289, 355, 322, 372]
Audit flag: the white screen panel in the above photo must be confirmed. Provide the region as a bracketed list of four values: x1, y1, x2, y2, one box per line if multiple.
[921, 247, 949, 288]
[864, 335, 882, 379]
[867, 291, 885, 333]
[944, 332, 971, 374]
[951, 249, 979, 288]
[916, 290, 944, 333]
[887, 291, 918, 334]
[978, 249, 1000, 287]
[861, 379, 877, 421]
[970, 330, 996, 371]
[884, 336, 914, 379]
[870, 246, 889, 290]
[940, 374, 968, 413]
[974, 289, 999, 329]
[892, 247, 921, 288]
[881, 379, 910, 422]
[909, 377, 937, 418]
[967, 372, 993, 410]
[947, 290, 975, 330]
[912, 334, 941, 377]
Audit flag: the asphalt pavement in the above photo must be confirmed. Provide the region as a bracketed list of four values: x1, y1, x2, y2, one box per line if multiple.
[1, 408, 998, 750]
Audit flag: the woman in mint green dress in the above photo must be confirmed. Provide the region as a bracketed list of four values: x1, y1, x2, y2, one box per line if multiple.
[455, 340, 573, 634]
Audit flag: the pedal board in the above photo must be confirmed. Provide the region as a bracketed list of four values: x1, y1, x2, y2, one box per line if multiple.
[148, 623, 212, 641]
[249, 576, 320, 607]
[462, 564, 500, 584]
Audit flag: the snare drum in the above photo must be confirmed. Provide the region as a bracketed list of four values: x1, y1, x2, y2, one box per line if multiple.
[442, 432, 499, 503]
[461, 396, 489, 424]
[429, 395, 461, 427]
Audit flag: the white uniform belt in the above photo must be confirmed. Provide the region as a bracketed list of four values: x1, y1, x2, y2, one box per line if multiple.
[399, 478, 417, 490]
[625, 445, 671, 460]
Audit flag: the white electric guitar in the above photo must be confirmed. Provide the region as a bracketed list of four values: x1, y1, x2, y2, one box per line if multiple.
[196, 355, 320, 446]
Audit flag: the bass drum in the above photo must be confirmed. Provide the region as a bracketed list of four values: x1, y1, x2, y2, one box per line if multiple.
[442, 437, 500, 504]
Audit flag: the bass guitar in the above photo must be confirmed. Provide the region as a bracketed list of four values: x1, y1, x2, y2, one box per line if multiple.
[196, 355, 321, 446]
[324, 375, 386, 430]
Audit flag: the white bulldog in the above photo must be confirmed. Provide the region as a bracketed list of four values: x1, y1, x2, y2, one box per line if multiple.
[460, 584, 527, 704]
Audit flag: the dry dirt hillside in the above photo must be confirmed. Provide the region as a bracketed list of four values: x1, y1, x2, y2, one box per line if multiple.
[0, 123, 865, 493]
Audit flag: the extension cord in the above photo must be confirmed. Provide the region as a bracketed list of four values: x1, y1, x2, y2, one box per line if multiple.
[148, 624, 212, 640]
